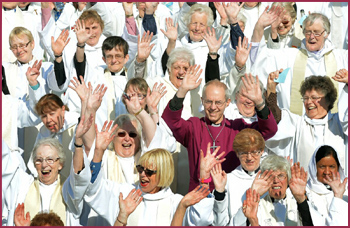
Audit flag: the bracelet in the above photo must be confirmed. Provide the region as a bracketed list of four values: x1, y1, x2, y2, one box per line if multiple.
[77, 43, 85, 48]
[199, 176, 212, 184]
[74, 142, 83, 148]
[150, 112, 158, 116]
[134, 108, 143, 117]
[55, 53, 62, 58]
[117, 217, 127, 226]
[255, 100, 265, 109]
[231, 22, 238, 27]
[125, 14, 133, 18]
[208, 52, 218, 55]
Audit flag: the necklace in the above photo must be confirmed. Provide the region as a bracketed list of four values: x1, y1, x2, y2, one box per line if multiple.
[205, 120, 226, 152]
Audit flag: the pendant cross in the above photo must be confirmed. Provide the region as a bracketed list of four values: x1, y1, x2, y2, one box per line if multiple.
[210, 141, 218, 152]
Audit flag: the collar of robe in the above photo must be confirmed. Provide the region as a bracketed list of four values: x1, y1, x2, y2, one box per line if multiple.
[205, 116, 226, 127]
[242, 166, 260, 176]
[187, 36, 204, 44]
[111, 69, 126, 76]
[271, 195, 287, 203]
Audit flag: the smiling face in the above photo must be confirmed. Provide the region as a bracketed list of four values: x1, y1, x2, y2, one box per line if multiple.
[113, 121, 140, 158]
[237, 150, 262, 172]
[188, 12, 208, 42]
[35, 145, 62, 185]
[84, 20, 102, 47]
[277, 14, 294, 36]
[126, 86, 147, 109]
[268, 170, 288, 200]
[304, 19, 328, 52]
[103, 46, 129, 73]
[10, 34, 34, 64]
[316, 155, 338, 184]
[40, 106, 65, 133]
[138, 163, 161, 194]
[235, 92, 255, 117]
[202, 84, 230, 124]
[169, 60, 190, 89]
[303, 89, 329, 119]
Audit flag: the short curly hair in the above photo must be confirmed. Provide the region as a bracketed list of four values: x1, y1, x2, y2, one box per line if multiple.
[233, 128, 265, 154]
[299, 76, 337, 111]
[79, 10, 104, 31]
[30, 211, 64, 226]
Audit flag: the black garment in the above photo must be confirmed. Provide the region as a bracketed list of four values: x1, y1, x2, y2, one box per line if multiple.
[205, 54, 220, 83]
[161, 50, 169, 75]
[2, 65, 10, 95]
[297, 199, 314, 226]
[54, 60, 66, 86]
[230, 23, 244, 50]
[208, 2, 217, 22]
[142, 14, 157, 35]
[73, 53, 86, 83]
[213, 189, 225, 201]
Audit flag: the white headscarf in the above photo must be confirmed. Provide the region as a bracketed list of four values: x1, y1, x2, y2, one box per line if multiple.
[307, 144, 345, 195]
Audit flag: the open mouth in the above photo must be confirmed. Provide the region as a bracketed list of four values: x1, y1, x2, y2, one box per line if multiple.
[177, 76, 184, 80]
[272, 186, 281, 190]
[307, 106, 316, 110]
[122, 143, 132, 148]
[41, 170, 51, 176]
[140, 179, 149, 187]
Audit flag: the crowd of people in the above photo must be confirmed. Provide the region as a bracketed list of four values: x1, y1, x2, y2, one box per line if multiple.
[2, 1, 348, 226]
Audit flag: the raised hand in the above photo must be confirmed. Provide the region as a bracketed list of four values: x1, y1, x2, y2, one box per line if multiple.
[241, 73, 264, 106]
[202, 27, 223, 53]
[55, 112, 65, 132]
[266, 69, 283, 97]
[124, 89, 143, 115]
[177, 64, 203, 97]
[257, 6, 284, 29]
[146, 82, 167, 112]
[86, 83, 107, 112]
[26, 60, 42, 86]
[118, 189, 143, 219]
[213, 2, 228, 25]
[251, 170, 274, 196]
[223, 2, 245, 24]
[323, 171, 348, 199]
[94, 120, 118, 153]
[145, 2, 157, 15]
[180, 185, 210, 208]
[235, 36, 252, 69]
[160, 17, 178, 42]
[242, 188, 260, 226]
[210, 163, 227, 193]
[14, 203, 31, 226]
[332, 69, 348, 84]
[122, 2, 134, 16]
[74, 19, 92, 45]
[270, 9, 285, 37]
[137, 31, 155, 63]
[289, 162, 307, 204]
[69, 76, 90, 103]
[51, 29, 71, 56]
[75, 114, 94, 139]
[200, 142, 226, 180]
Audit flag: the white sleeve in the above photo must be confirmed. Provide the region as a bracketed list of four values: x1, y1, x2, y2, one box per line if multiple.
[145, 123, 177, 153]
[325, 195, 348, 226]
[175, 3, 191, 40]
[183, 197, 214, 226]
[213, 192, 230, 226]
[338, 84, 348, 135]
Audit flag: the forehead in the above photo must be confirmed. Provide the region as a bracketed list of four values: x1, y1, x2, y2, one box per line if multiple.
[305, 19, 324, 30]
[104, 47, 125, 56]
[85, 20, 101, 28]
[304, 89, 324, 96]
[204, 85, 226, 98]
[10, 34, 30, 44]
[118, 121, 138, 132]
[172, 60, 190, 67]
[317, 155, 337, 165]
[190, 12, 208, 22]
[36, 145, 58, 157]
[273, 169, 287, 175]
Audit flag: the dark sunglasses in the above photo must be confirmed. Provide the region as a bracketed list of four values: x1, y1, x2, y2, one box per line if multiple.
[117, 131, 138, 138]
[136, 165, 157, 177]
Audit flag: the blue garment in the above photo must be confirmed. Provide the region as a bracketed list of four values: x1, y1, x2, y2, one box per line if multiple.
[142, 14, 157, 35]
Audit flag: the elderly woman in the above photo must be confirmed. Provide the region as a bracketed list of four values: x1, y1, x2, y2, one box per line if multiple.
[264, 2, 304, 49]
[211, 128, 275, 226]
[265, 72, 348, 171]
[242, 155, 313, 226]
[306, 145, 348, 226]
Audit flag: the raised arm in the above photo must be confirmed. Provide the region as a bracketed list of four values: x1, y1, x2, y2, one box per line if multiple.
[176, 64, 203, 98]
[251, 170, 274, 196]
[146, 83, 167, 124]
[242, 188, 260, 226]
[114, 189, 143, 226]
[265, 69, 283, 123]
[73, 19, 92, 64]
[160, 17, 178, 55]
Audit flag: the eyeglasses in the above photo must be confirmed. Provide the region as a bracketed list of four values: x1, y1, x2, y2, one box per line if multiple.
[136, 165, 157, 177]
[105, 54, 125, 61]
[237, 150, 261, 157]
[35, 157, 60, 165]
[136, 94, 146, 100]
[10, 41, 31, 50]
[189, 22, 206, 29]
[273, 173, 287, 181]
[304, 30, 325, 37]
[202, 99, 226, 107]
[301, 96, 323, 103]
[117, 131, 138, 138]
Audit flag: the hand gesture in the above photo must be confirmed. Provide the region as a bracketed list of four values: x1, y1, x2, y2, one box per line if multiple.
[51, 29, 70, 56]
[118, 189, 143, 217]
[122, 2, 134, 16]
[69, 76, 90, 103]
[178, 64, 203, 94]
[75, 114, 94, 139]
[242, 188, 260, 226]
[223, 2, 245, 24]
[160, 17, 178, 42]
[137, 31, 155, 62]
[235, 36, 252, 69]
[200, 142, 226, 179]
[86, 83, 107, 112]
[14, 203, 31, 226]
[289, 162, 307, 204]
[266, 69, 283, 96]
[180, 185, 210, 208]
[202, 27, 223, 53]
[94, 120, 118, 152]
[146, 82, 167, 112]
[74, 19, 92, 45]
[213, 2, 228, 25]
[241, 73, 263, 105]
[251, 170, 274, 196]
[210, 163, 227, 193]
[270, 10, 285, 33]
[125, 90, 143, 115]
[26, 60, 42, 86]
[257, 6, 284, 29]
[54, 112, 65, 133]
[323, 171, 348, 199]
[332, 69, 348, 84]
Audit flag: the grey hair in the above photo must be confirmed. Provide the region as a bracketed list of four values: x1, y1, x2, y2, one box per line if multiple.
[32, 138, 66, 167]
[272, 2, 296, 21]
[166, 47, 195, 73]
[184, 3, 214, 27]
[202, 79, 230, 101]
[260, 154, 291, 182]
[237, 12, 247, 26]
[233, 75, 265, 101]
[302, 13, 330, 37]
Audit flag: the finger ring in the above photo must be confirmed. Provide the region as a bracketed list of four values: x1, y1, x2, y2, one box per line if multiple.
[243, 206, 247, 209]
[216, 156, 219, 161]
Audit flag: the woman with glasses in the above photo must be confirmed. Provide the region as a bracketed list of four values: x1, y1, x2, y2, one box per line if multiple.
[306, 145, 348, 226]
[265, 71, 348, 172]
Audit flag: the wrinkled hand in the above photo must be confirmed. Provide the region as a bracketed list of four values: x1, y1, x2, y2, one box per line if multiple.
[257, 5, 284, 29]
[323, 171, 348, 199]
[202, 27, 222, 53]
[289, 162, 307, 204]
[270, 10, 285, 33]
[267, 69, 283, 96]
[242, 188, 260, 225]
[125, 90, 143, 115]
[178, 64, 203, 94]
[160, 17, 178, 42]
[137, 31, 155, 62]
[69, 76, 90, 103]
[251, 170, 274, 196]
[241, 73, 263, 105]
[75, 114, 94, 139]
[26, 60, 42, 86]
[213, 2, 228, 25]
[210, 163, 227, 193]
[119, 189, 143, 217]
[332, 69, 348, 84]
[200, 142, 226, 179]
[86, 83, 107, 112]
[74, 19, 92, 45]
[235, 36, 252, 68]
[146, 82, 167, 111]
[180, 185, 210, 208]
[51, 29, 70, 56]
[122, 2, 134, 15]
[223, 2, 244, 24]
[94, 120, 118, 152]
[14, 203, 31, 226]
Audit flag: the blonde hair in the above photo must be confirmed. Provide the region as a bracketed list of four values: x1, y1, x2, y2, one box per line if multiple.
[79, 10, 104, 31]
[9, 26, 34, 45]
[138, 148, 174, 188]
